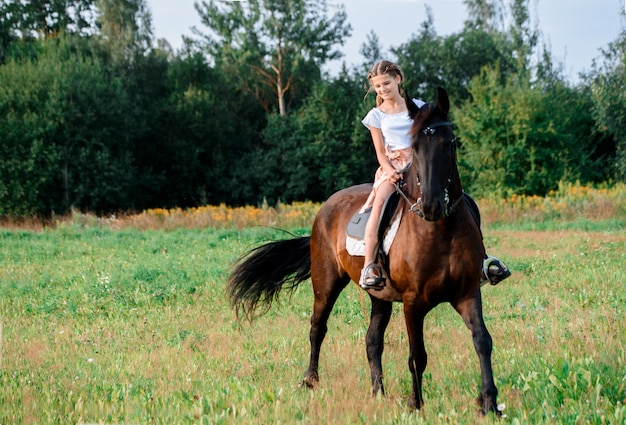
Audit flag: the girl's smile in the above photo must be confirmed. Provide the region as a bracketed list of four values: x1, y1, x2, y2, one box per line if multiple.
[370, 74, 402, 101]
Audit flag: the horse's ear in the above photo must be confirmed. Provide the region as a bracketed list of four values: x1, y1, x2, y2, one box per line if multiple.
[436, 87, 449, 116]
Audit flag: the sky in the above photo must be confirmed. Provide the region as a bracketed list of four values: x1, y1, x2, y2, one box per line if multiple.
[147, 0, 625, 83]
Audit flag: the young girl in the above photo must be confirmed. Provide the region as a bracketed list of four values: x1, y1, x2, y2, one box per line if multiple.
[359, 60, 510, 290]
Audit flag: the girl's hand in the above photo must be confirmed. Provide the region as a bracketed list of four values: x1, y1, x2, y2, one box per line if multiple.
[386, 170, 401, 184]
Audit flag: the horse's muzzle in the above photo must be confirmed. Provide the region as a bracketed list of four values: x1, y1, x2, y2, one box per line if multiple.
[416, 198, 446, 222]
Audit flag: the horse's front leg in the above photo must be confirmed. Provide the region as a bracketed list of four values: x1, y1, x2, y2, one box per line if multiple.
[366, 296, 393, 395]
[403, 302, 428, 409]
[454, 292, 500, 416]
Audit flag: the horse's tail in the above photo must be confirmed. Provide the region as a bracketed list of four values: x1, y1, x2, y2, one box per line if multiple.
[227, 236, 311, 321]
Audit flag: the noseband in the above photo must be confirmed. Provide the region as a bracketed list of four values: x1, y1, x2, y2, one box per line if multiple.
[395, 121, 463, 219]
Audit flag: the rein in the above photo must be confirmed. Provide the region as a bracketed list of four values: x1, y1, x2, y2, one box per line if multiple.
[394, 121, 463, 219]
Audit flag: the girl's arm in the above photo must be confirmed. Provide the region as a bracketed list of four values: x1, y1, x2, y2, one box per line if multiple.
[368, 127, 401, 184]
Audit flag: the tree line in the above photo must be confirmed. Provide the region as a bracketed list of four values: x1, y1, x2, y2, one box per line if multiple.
[0, 0, 624, 218]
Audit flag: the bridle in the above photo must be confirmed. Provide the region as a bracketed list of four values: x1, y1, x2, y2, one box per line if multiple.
[395, 120, 463, 219]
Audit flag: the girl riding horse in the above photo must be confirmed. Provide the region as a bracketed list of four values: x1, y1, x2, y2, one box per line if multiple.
[359, 60, 510, 290]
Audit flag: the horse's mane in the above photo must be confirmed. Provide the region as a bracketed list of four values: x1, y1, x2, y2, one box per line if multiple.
[410, 102, 436, 139]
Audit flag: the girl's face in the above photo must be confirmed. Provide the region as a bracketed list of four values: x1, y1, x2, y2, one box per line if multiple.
[370, 73, 402, 101]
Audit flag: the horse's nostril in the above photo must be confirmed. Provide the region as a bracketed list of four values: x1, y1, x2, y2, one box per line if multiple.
[421, 200, 445, 221]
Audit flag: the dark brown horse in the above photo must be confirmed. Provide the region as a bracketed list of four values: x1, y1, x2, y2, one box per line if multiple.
[227, 87, 499, 415]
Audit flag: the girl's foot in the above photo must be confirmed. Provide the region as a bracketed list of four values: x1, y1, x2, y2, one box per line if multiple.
[359, 263, 386, 290]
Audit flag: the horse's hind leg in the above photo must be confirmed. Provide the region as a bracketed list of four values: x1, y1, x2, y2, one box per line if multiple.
[367, 296, 393, 395]
[302, 273, 350, 389]
[404, 307, 428, 409]
[454, 293, 500, 416]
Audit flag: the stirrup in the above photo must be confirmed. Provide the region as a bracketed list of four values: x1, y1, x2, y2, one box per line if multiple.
[481, 256, 511, 286]
[359, 263, 386, 290]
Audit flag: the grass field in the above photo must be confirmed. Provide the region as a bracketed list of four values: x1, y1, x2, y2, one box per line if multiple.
[1, 187, 625, 424]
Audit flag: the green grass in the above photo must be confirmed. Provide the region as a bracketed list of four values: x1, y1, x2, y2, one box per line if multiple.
[488, 217, 625, 232]
[0, 220, 624, 424]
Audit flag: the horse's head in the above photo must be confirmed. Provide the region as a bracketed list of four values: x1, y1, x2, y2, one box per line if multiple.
[409, 87, 462, 222]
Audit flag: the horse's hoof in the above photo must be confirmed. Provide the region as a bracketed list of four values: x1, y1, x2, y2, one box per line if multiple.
[301, 374, 318, 389]
[477, 407, 502, 418]
[476, 396, 502, 417]
[408, 393, 424, 410]
[371, 387, 385, 397]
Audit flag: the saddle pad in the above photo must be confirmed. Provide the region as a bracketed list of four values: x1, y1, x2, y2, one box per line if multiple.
[346, 210, 402, 257]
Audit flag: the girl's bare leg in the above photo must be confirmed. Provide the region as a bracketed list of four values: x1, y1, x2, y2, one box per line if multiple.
[361, 181, 396, 287]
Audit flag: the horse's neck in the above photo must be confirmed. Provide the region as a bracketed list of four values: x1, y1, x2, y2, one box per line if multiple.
[449, 172, 465, 209]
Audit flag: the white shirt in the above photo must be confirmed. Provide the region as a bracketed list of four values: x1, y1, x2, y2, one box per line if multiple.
[361, 98, 425, 150]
